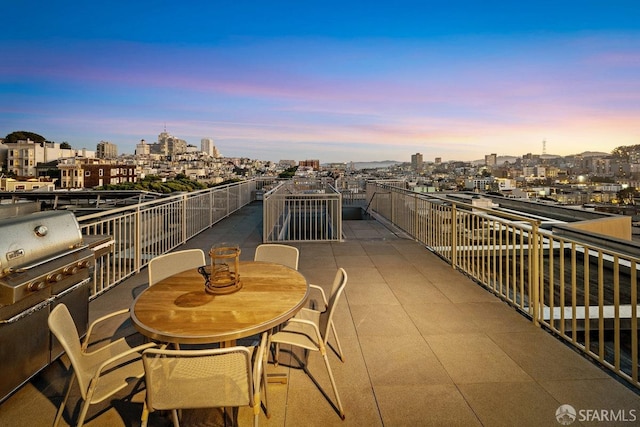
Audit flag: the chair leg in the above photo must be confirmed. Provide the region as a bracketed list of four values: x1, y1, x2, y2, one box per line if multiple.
[140, 402, 150, 427]
[171, 409, 180, 427]
[330, 321, 345, 362]
[76, 379, 99, 427]
[53, 372, 75, 427]
[76, 399, 92, 427]
[261, 357, 270, 417]
[273, 342, 280, 366]
[321, 352, 345, 419]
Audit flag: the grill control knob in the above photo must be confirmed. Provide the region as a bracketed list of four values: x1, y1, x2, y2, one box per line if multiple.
[47, 272, 64, 283]
[34, 225, 48, 237]
[63, 265, 79, 275]
[78, 260, 92, 269]
[28, 281, 46, 292]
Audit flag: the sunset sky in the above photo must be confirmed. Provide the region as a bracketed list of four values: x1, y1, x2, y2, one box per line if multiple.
[1, 1, 639, 163]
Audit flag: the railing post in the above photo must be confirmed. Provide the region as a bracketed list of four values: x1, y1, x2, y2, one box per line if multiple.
[531, 222, 541, 327]
[181, 193, 188, 244]
[135, 204, 142, 273]
[414, 194, 418, 238]
[391, 188, 395, 224]
[209, 188, 214, 227]
[451, 204, 457, 268]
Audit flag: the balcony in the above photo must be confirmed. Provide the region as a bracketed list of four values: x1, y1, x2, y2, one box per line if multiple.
[1, 200, 639, 426]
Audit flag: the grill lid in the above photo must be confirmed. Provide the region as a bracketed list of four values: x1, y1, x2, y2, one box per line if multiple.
[0, 211, 84, 274]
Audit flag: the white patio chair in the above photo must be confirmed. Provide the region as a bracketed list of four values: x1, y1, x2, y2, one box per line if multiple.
[141, 332, 270, 427]
[48, 303, 157, 427]
[254, 244, 299, 270]
[148, 248, 206, 286]
[270, 268, 348, 419]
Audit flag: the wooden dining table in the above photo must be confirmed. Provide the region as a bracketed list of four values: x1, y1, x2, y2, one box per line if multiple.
[130, 261, 309, 346]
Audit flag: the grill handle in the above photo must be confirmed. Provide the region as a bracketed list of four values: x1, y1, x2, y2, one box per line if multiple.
[0, 298, 53, 325]
[0, 278, 91, 325]
[7, 246, 88, 273]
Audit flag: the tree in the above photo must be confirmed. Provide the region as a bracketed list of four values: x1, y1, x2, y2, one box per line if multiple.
[278, 166, 298, 179]
[618, 187, 637, 205]
[60, 142, 71, 149]
[4, 131, 46, 144]
[612, 144, 640, 160]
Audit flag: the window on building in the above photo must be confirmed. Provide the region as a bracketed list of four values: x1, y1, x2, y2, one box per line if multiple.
[85, 171, 91, 176]
[99, 169, 104, 176]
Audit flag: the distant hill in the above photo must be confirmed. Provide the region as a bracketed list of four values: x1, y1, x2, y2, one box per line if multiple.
[577, 151, 610, 157]
[472, 151, 611, 165]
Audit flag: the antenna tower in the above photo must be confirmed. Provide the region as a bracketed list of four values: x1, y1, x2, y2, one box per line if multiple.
[542, 139, 547, 155]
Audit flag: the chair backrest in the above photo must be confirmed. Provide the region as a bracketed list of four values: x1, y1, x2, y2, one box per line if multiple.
[48, 304, 92, 399]
[318, 268, 348, 344]
[148, 249, 206, 286]
[254, 244, 299, 270]
[142, 337, 265, 412]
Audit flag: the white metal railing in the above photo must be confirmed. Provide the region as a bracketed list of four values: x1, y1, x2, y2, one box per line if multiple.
[76, 179, 276, 297]
[366, 181, 640, 390]
[263, 179, 343, 242]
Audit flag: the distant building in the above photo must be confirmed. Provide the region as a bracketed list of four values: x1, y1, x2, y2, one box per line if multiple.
[465, 176, 495, 191]
[495, 178, 517, 191]
[0, 176, 56, 192]
[58, 157, 137, 188]
[5, 139, 95, 177]
[435, 157, 442, 165]
[58, 158, 88, 188]
[299, 159, 320, 171]
[201, 138, 221, 157]
[83, 163, 137, 188]
[135, 139, 150, 157]
[485, 153, 497, 167]
[411, 153, 424, 172]
[149, 131, 188, 156]
[96, 141, 118, 159]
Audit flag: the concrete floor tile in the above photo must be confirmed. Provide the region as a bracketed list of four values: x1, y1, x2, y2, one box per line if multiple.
[426, 333, 533, 384]
[539, 377, 640, 421]
[346, 281, 400, 306]
[359, 335, 452, 387]
[489, 330, 611, 381]
[390, 282, 452, 305]
[340, 266, 385, 286]
[458, 381, 563, 427]
[335, 255, 375, 269]
[457, 301, 539, 332]
[404, 303, 483, 335]
[374, 384, 482, 427]
[349, 304, 421, 337]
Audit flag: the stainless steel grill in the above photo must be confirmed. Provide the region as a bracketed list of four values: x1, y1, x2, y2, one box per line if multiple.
[0, 210, 97, 403]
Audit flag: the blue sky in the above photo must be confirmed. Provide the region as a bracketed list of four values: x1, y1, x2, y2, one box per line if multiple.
[1, 1, 639, 162]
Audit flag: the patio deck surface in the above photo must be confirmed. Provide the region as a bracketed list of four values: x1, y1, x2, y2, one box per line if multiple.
[1, 202, 639, 427]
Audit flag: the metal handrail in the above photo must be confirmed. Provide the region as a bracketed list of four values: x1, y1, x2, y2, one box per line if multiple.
[365, 181, 640, 390]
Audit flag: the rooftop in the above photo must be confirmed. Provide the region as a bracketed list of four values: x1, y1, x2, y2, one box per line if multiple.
[1, 202, 639, 426]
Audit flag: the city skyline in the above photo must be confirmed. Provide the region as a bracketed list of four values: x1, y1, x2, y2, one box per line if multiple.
[1, 1, 639, 163]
